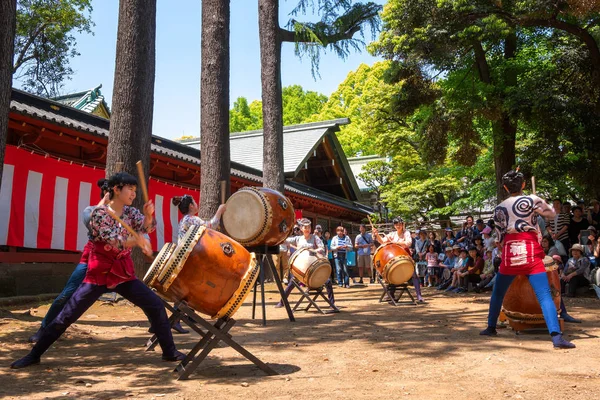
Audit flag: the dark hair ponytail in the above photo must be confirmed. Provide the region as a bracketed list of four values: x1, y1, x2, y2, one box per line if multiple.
[172, 194, 194, 214]
[105, 172, 138, 199]
[97, 178, 109, 198]
[502, 169, 525, 194]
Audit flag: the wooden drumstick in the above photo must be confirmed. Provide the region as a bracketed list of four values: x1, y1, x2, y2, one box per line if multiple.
[106, 208, 139, 240]
[367, 214, 375, 231]
[531, 176, 536, 195]
[220, 180, 227, 204]
[136, 161, 149, 204]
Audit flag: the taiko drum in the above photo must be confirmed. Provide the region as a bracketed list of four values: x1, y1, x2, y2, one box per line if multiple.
[143, 226, 259, 319]
[222, 187, 295, 247]
[289, 248, 332, 289]
[373, 243, 415, 285]
[502, 256, 561, 326]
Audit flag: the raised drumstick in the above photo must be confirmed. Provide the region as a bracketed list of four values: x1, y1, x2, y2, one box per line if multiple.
[106, 208, 139, 240]
[367, 214, 375, 231]
[136, 160, 149, 203]
[531, 176, 536, 195]
[220, 180, 227, 204]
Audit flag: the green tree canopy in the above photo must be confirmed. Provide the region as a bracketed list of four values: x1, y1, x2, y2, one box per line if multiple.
[229, 84, 327, 132]
[14, 0, 94, 97]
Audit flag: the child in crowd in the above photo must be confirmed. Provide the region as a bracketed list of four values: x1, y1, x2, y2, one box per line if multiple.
[446, 248, 469, 292]
[474, 249, 495, 292]
[426, 244, 439, 287]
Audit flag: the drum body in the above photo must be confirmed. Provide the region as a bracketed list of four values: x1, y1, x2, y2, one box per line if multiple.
[146, 226, 259, 319]
[289, 248, 331, 289]
[502, 256, 561, 325]
[373, 243, 415, 284]
[222, 187, 295, 247]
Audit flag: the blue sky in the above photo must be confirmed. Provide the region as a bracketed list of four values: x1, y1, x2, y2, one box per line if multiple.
[15, 0, 384, 140]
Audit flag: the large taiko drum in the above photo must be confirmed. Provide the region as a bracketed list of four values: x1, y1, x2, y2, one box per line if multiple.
[144, 225, 259, 319]
[143, 242, 177, 289]
[289, 248, 332, 289]
[222, 187, 295, 247]
[373, 243, 415, 285]
[502, 256, 561, 326]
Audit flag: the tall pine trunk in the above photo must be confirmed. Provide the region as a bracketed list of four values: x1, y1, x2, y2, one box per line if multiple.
[493, 31, 518, 203]
[259, 0, 285, 192]
[106, 0, 156, 277]
[0, 0, 16, 192]
[200, 0, 231, 219]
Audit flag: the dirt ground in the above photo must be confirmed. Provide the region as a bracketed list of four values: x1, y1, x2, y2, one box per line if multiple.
[1, 283, 599, 400]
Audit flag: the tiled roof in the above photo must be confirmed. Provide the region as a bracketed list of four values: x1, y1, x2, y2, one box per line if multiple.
[9, 89, 371, 216]
[52, 85, 111, 115]
[180, 119, 350, 175]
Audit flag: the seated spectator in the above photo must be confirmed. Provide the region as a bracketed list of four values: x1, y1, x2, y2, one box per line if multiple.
[481, 226, 495, 251]
[425, 244, 439, 287]
[446, 248, 469, 292]
[473, 235, 485, 254]
[561, 244, 591, 297]
[541, 235, 561, 258]
[456, 246, 483, 293]
[475, 219, 486, 235]
[437, 245, 460, 290]
[441, 228, 456, 248]
[583, 226, 597, 263]
[474, 249, 495, 292]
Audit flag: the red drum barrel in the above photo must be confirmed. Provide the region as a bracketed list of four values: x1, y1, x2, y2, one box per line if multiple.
[222, 187, 295, 247]
[289, 248, 332, 289]
[373, 243, 415, 285]
[144, 226, 259, 319]
[502, 256, 561, 327]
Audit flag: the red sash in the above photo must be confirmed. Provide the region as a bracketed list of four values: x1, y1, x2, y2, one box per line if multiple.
[499, 231, 545, 275]
[83, 241, 136, 288]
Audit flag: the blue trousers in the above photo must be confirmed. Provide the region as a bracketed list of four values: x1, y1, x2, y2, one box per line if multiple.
[486, 272, 561, 334]
[335, 256, 349, 286]
[41, 263, 88, 328]
[30, 280, 178, 359]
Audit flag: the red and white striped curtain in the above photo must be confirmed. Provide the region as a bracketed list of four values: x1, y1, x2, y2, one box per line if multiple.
[0, 145, 199, 252]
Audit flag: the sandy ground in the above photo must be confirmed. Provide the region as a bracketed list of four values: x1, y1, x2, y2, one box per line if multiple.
[1, 283, 599, 400]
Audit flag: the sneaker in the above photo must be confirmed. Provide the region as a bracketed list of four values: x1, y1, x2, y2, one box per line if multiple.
[427, 283, 433, 288]
[283, 278, 289, 284]
[274, 302, 283, 308]
[162, 350, 187, 361]
[552, 334, 576, 349]
[10, 354, 41, 369]
[344, 284, 349, 288]
[172, 322, 189, 334]
[444, 286, 456, 292]
[480, 326, 497, 336]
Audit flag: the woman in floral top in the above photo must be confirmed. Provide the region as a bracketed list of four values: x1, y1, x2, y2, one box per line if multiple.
[11, 172, 185, 369]
[172, 194, 226, 242]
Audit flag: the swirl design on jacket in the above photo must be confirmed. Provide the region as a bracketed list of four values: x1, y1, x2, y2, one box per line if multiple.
[512, 197, 534, 218]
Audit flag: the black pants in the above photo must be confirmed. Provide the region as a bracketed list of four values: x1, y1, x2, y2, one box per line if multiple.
[30, 280, 177, 359]
[561, 275, 590, 297]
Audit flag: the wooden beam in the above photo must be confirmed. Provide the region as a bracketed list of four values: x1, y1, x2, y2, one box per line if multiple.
[0, 252, 81, 263]
[303, 159, 335, 169]
[82, 148, 106, 161]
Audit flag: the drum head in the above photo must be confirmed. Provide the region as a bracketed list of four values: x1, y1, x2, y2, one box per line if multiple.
[307, 262, 332, 289]
[387, 258, 415, 285]
[143, 242, 175, 287]
[223, 189, 267, 242]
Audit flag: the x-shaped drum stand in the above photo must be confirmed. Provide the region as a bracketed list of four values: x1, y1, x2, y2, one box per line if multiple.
[289, 279, 339, 314]
[377, 272, 417, 306]
[248, 245, 295, 326]
[146, 300, 278, 380]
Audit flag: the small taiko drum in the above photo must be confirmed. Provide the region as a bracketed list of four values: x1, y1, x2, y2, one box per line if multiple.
[289, 248, 332, 289]
[373, 243, 415, 284]
[502, 256, 561, 327]
[222, 187, 295, 247]
[144, 225, 259, 319]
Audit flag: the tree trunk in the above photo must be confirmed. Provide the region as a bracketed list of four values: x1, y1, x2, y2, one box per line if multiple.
[0, 0, 16, 193]
[106, 0, 156, 277]
[200, 0, 230, 219]
[493, 31, 518, 203]
[259, 0, 285, 192]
